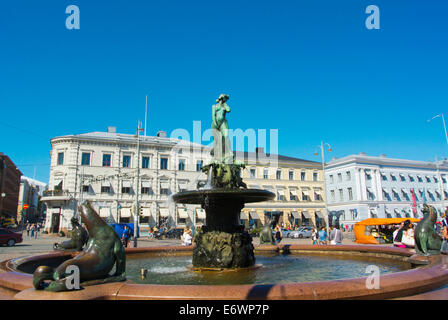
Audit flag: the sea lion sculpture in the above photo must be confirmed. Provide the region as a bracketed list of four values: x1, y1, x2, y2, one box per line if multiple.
[259, 217, 276, 245]
[53, 217, 88, 251]
[414, 204, 443, 256]
[33, 201, 126, 292]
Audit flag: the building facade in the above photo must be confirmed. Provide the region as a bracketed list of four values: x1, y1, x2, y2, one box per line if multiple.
[0, 153, 22, 221]
[237, 148, 326, 229]
[41, 128, 212, 233]
[325, 153, 448, 227]
[17, 177, 47, 224]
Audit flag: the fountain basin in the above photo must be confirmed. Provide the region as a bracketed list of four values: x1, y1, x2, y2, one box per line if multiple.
[172, 188, 275, 205]
[1, 245, 448, 300]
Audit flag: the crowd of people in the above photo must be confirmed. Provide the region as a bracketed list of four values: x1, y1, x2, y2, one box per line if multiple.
[25, 222, 42, 239]
[311, 226, 343, 245]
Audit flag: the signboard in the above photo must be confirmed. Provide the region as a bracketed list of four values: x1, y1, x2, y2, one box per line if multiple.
[23, 204, 29, 209]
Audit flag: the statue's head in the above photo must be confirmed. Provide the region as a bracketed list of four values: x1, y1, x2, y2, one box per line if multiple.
[216, 94, 229, 103]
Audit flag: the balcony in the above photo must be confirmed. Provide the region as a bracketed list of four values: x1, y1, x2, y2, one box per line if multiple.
[41, 190, 72, 202]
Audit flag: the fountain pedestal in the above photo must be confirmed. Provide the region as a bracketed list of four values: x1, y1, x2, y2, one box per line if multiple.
[173, 188, 275, 269]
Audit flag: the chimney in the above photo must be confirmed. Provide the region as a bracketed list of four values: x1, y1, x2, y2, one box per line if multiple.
[157, 131, 167, 138]
[107, 126, 116, 133]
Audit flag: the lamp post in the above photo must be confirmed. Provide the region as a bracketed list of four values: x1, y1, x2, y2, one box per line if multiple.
[427, 113, 448, 146]
[134, 120, 143, 247]
[314, 141, 332, 234]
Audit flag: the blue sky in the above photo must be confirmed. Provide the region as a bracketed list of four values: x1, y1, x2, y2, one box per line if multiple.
[1, 0, 447, 183]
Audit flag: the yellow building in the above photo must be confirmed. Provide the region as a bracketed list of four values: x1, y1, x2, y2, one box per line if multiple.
[236, 148, 326, 229]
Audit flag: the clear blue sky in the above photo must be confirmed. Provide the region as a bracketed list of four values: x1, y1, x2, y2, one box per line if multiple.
[1, 0, 447, 184]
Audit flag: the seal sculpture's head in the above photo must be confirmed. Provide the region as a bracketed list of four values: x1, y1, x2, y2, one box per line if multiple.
[34, 201, 126, 292]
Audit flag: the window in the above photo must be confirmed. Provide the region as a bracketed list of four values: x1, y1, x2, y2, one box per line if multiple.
[276, 170, 282, 180]
[301, 171, 306, 181]
[122, 187, 131, 194]
[346, 171, 351, 181]
[365, 172, 372, 180]
[339, 189, 344, 201]
[383, 191, 391, 201]
[402, 191, 410, 201]
[348, 188, 353, 200]
[434, 177, 438, 183]
[330, 190, 335, 201]
[314, 192, 321, 201]
[418, 176, 423, 182]
[196, 160, 203, 172]
[161, 157, 168, 170]
[426, 176, 431, 183]
[329, 175, 334, 183]
[57, 152, 64, 165]
[142, 156, 150, 169]
[160, 188, 170, 195]
[442, 176, 447, 184]
[289, 170, 294, 180]
[337, 173, 342, 182]
[400, 175, 406, 182]
[123, 155, 131, 168]
[263, 169, 269, 179]
[381, 174, 387, 181]
[391, 174, 397, 181]
[82, 185, 89, 193]
[101, 186, 111, 194]
[409, 175, 415, 182]
[81, 152, 91, 166]
[393, 191, 401, 201]
[141, 187, 152, 195]
[250, 168, 256, 179]
[302, 192, 309, 201]
[178, 159, 186, 171]
[367, 189, 375, 201]
[313, 172, 318, 181]
[102, 154, 111, 167]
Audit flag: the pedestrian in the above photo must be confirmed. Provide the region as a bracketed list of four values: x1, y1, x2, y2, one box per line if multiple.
[440, 214, 448, 254]
[35, 223, 40, 239]
[318, 227, 328, 245]
[30, 224, 35, 239]
[182, 228, 192, 246]
[274, 226, 282, 245]
[330, 225, 343, 245]
[311, 228, 318, 245]
[121, 225, 131, 248]
[26, 223, 30, 238]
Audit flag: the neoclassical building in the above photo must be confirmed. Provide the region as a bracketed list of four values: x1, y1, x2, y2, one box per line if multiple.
[237, 148, 326, 229]
[42, 128, 327, 233]
[325, 153, 448, 227]
[42, 128, 211, 233]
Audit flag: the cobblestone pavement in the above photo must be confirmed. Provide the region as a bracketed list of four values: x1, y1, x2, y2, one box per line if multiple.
[0, 231, 358, 271]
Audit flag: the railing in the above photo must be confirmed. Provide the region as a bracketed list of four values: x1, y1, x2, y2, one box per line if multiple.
[42, 190, 72, 197]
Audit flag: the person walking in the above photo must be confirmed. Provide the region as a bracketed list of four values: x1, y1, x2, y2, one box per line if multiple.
[30, 224, 35, 239]
[274, 226, 282, 245]
[330, 225, 343, 245]
[121, 225, 131, 248]
[440, 214, 448, 254]
[311, 228, 318, 245]
[318, 227, 328, 245]
[34, 223, 40, 239]
[26, 223, 30, 238]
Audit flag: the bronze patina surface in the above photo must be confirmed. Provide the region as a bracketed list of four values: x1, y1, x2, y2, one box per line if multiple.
[53, 217, 88, 251]
[32, 201, 126, 292]
[415, 204, 443, 256]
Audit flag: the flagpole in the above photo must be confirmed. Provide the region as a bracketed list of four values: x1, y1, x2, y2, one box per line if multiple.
[144, 95, 148, 137]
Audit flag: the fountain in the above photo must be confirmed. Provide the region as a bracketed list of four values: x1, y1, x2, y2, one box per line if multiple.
[1, 96, 448, 300]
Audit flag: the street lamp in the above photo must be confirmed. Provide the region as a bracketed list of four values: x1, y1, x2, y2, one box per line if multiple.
[314, 141, 332, 233]
[427, 114, 448, 146]
[134, 120, 143, 247]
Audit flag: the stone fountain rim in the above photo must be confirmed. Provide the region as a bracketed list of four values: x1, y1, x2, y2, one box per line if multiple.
[1, 244, 448, 300]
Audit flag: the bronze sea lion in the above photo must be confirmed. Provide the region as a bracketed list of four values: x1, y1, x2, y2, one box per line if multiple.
[33, 201, 126, 292]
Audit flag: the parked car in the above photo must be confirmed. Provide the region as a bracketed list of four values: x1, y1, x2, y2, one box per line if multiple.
[0, 228, 23, 246]
[290, 227, 313, 239]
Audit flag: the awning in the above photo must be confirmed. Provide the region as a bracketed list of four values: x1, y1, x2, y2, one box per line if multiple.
[177, 208, 189, 219]
[435, 190, 441, 195]
[196, 208, 206, 219]
[240, 212, 248, 220]
[141, 180, 151, 188]
[250, 211, 260, 220]
[399, 173, 405, 178]
[120, 208, 132, 218]
[289, 189, 297, 196]
[367, 187, 374, 193]
[315, 211, 325, 219]
[302, 190, 310, 196]
[302, 211, 311, 219]
[392, 188, 399, 194]
[54, 179, 63, 188]
[382, 187, 390, 193]
[99, 207, 111, 218]
[122, 180, 132, 188]
[277, 189, 285, 196]
[314, 189, 322, 195]
[160, 181, 170, 189]
[417, 175, 423, 179]
[401, 188, 408, 194]
[418, 188, 424, 192]
[291, 211, 300, 219]
[390, 173, 396, 177]
[427, 189, 433, 195]
[159, 208, 170, 217]
[141, 208, 152, 217]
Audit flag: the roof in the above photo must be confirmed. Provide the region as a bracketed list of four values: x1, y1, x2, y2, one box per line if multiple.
[234, 151, 320, 166]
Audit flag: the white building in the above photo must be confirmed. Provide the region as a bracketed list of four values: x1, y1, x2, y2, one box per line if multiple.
[18, 177, 47, 223]
[325, 153, 448, 227]
[41, 127, 211, 234]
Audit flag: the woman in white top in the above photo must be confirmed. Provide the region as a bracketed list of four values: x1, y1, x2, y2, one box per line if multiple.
[182, 228, 193, 246]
